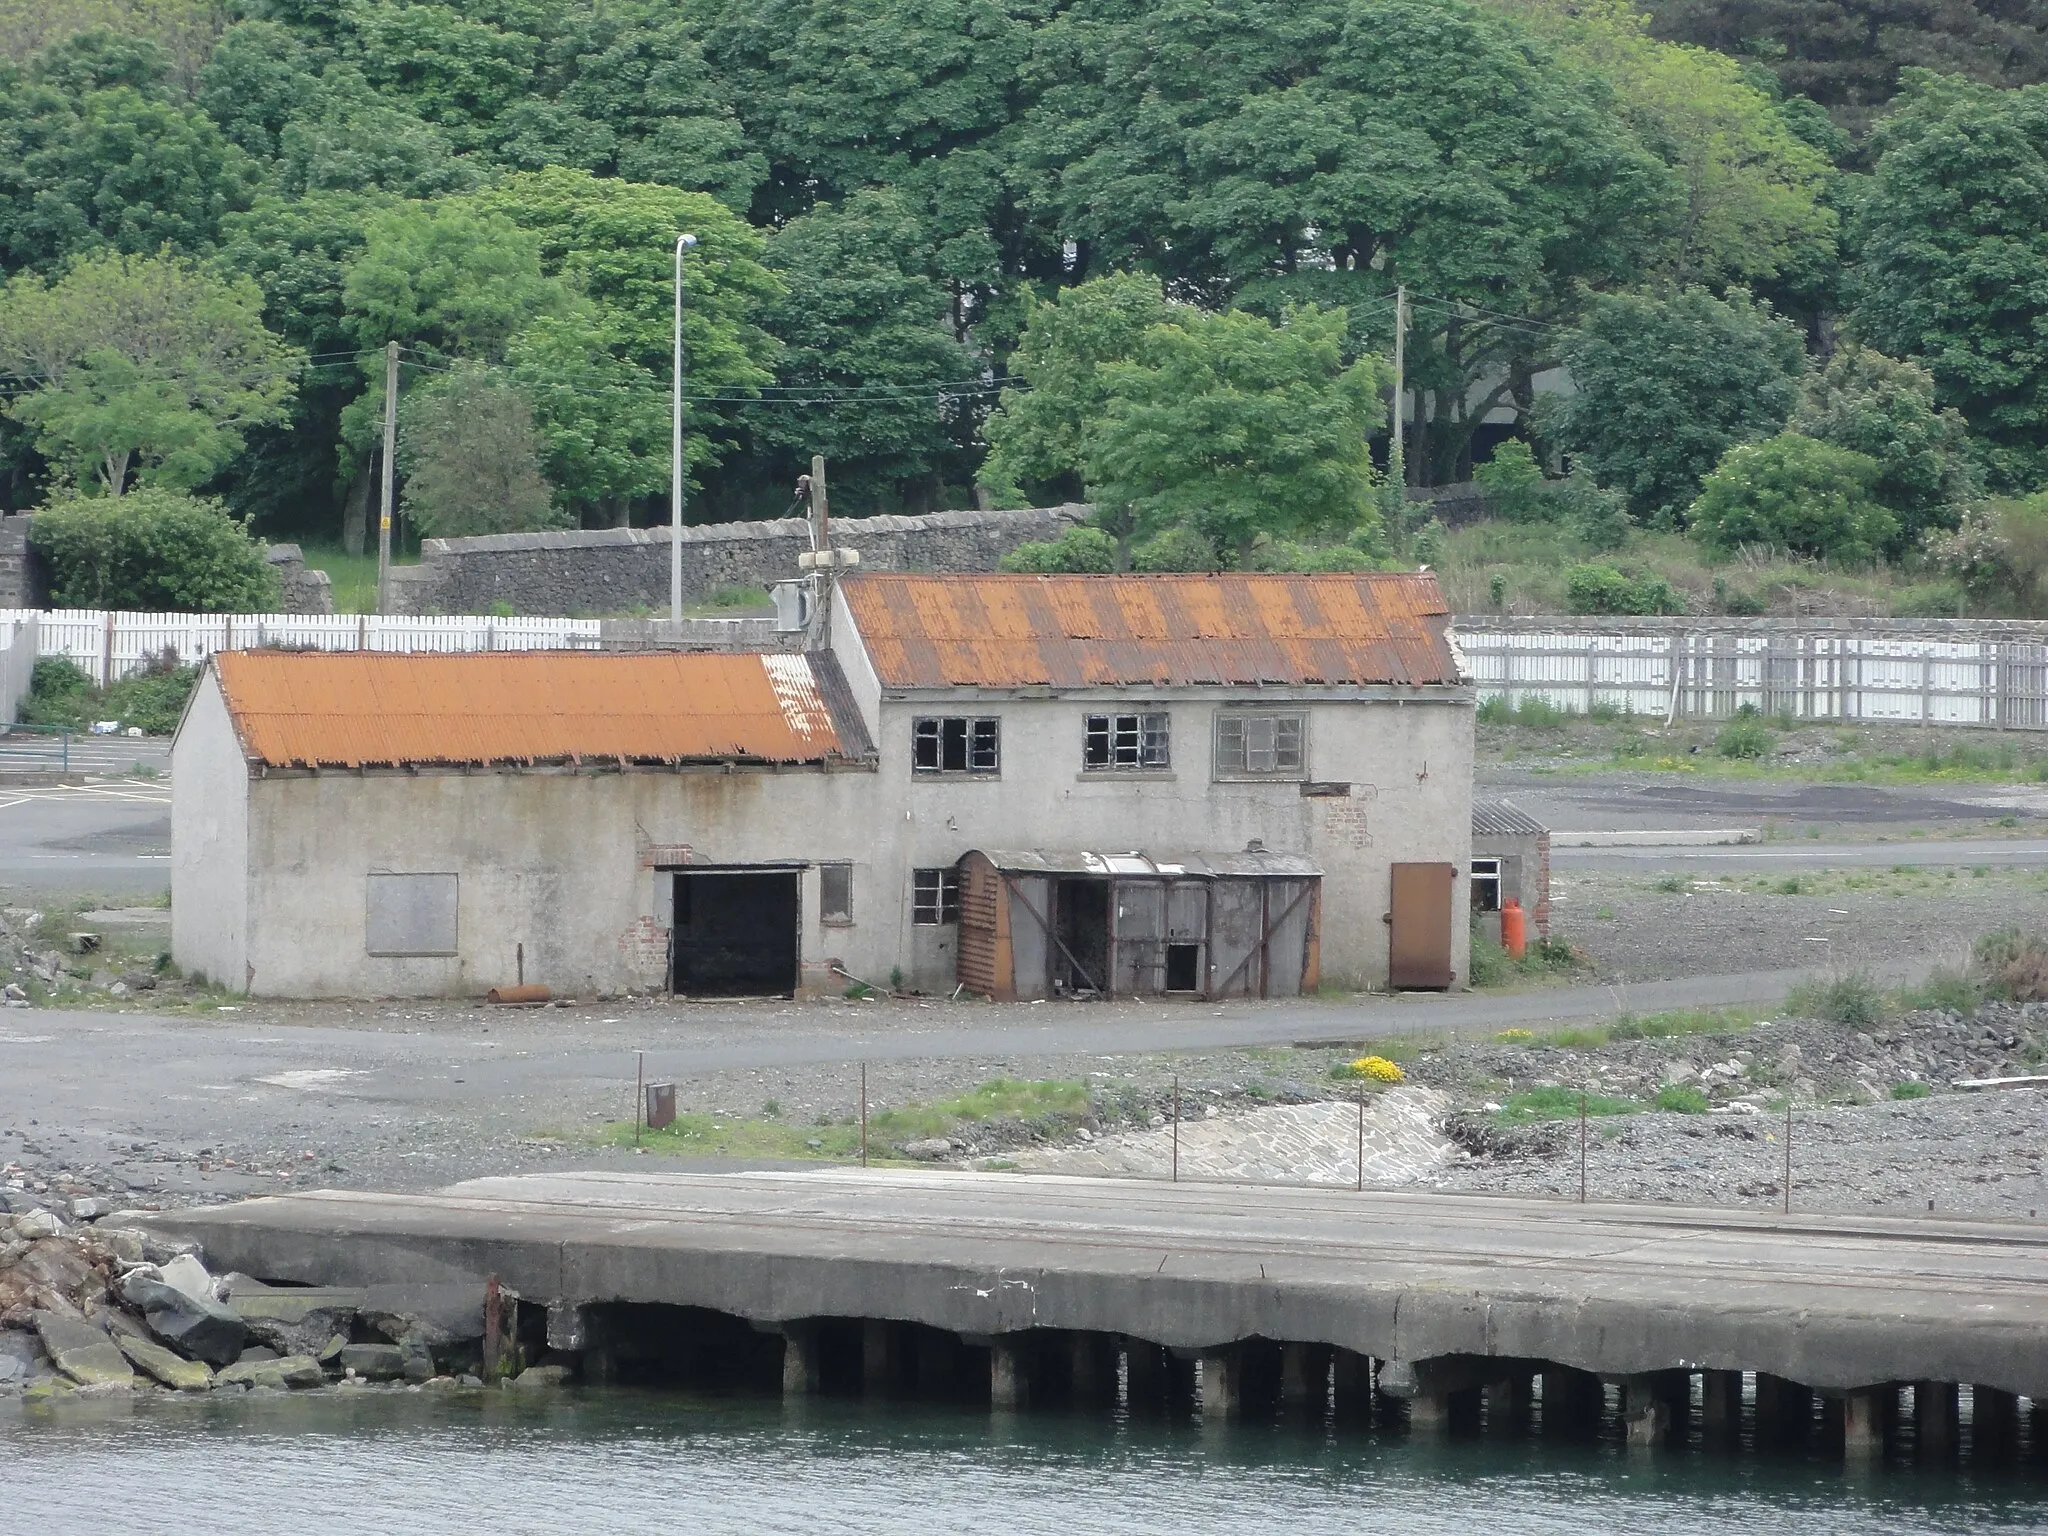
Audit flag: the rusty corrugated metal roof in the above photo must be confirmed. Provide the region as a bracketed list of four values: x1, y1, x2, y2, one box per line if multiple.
[840, 572, 1463, 690]
[210, 650, 865, 769]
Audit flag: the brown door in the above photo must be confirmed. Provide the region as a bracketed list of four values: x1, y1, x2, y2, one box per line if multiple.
[1387, 863, 1455, 989]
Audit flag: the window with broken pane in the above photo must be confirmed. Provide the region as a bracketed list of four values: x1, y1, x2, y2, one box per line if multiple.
[912, 716, 1000, 773]
[912, 868, 961, 924]
[1083, 711, 1169, 769]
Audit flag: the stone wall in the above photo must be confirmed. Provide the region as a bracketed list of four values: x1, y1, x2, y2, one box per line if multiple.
[0, 517, 46, 610]
[388, 505, 1090, 617]
[264, 545, 335, 616]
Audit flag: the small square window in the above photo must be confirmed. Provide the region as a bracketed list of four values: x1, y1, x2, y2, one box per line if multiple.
[913, 716, 999, 773]
[912, 868, 960, 925]
[820, 863, 853, 923]
[1215, 713, 1306, 776]
[1083, 712, 1169, 769]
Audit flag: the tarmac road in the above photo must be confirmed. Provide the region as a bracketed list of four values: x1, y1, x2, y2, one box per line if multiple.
[0, 780, 172, 898]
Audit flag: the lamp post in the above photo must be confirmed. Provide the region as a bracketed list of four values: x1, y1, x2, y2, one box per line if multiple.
[671, 232, 698, 625]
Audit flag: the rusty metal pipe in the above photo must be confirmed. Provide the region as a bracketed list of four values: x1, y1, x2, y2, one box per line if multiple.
[486, 983, 552, 1005]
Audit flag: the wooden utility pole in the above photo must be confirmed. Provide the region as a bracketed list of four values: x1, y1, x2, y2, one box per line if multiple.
[377, 340, 397, 614]
[1390, 284, 1408, 504]
[809, 454, 829, 552]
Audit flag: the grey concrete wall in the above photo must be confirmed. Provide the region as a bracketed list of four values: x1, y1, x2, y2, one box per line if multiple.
[390, 505, 1089, 617]
[171, 672, 250, 990]
[0, 613, 37, 722]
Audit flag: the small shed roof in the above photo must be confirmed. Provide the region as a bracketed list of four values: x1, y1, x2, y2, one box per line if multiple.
[1472, 800, 1548, 838]
[208, 649, 873, 769]
[968, 848, 1321, 879]
[840, 572, 1462, 690]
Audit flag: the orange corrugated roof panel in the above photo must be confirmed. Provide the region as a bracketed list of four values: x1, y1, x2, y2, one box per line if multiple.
[210, 650, 857, 769]
[840, 572, 1463, 690]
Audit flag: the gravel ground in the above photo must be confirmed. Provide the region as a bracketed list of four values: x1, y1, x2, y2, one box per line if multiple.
[1554, 865, 2046, 983]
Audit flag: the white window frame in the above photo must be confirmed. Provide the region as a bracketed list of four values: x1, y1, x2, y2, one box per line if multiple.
[1213, 712, 1308, 779]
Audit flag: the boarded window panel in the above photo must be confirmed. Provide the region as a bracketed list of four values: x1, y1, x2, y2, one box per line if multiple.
[821, 863, 854, 923]
[366, 873, 459, 956]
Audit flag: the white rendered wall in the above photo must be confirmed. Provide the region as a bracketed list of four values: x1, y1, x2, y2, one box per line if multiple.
[170, 671, 250, 991]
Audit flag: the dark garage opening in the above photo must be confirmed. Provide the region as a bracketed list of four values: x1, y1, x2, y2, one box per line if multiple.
[1164, 943, 1200, 993]
[671, 869, 799, 996]
[1054, 878, 1110, 993]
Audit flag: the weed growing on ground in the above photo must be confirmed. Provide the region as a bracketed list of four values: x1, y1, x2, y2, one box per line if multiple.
[1492, 1086, 1640, 1123]
[1786, 972, 1886, 1026]
[1891, 1081, 1932, 1100]
[602, 1077, 1090, 1161]
[1652, 875, 1687, 894]
[1654, 1084, 1711, 1113]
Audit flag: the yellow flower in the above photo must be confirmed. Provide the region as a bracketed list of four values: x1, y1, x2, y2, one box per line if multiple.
[1496, 1028, 1535, 1043]
[1349, 1055, 1405, 1084]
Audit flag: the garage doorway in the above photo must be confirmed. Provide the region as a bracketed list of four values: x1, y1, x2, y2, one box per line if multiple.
[671, 869, 799, 996]
[1053, 878, 1110, 993]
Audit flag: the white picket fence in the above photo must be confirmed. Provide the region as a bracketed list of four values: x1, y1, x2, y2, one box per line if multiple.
[1457, 621, 2048, 730]
[7, 609, 603, 685]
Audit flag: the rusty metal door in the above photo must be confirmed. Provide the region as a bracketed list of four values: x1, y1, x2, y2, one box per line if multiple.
[1387, 863, 1454, 989]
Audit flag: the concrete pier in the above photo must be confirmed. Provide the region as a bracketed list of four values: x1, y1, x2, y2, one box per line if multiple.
[143, 1169, 2048, 1437]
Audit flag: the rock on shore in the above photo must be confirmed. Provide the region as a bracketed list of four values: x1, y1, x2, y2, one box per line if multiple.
[0, 1202, 570, 1401]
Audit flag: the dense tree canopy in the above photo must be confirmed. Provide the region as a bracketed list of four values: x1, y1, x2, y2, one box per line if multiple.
[0, 0, 2038, 550]
[1543, 286, 1809, 521]
[1847, 73, 2048, 490]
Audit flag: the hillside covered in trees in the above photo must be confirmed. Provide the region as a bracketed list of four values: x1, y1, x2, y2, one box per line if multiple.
[0, 0, 2044, 614]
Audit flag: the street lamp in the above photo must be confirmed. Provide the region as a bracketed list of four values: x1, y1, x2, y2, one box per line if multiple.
[671, 232, 698, 625]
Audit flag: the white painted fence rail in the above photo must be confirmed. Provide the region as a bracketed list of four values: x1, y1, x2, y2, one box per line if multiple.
[5, 609, 603, 685]
[1456, 617, 2048, 730]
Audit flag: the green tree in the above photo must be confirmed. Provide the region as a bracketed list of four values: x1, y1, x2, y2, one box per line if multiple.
[1789, 344, 1975, 548]
[1688, 431, 1896, 561]
[342, 200, 566, 366]
[1086, 305, 1387, 564]
[0, 31, 257, 271]
[1544, 286, 1807, 522]
[1490, 0, 1837, 287]
[0, 249, 300, 494]
[397, 361, 564, 538]
[534, 3, 765, 211]
[981, 272, 1173, 503]
[756, 190, 976, 512]
[1847, 74, 2048, 491]
[504, 317, 668, 526]
[467, 168, 780, 500]
[1015, 0, 1680, 480]
[29, 485, 280, 610]
[1644, 0, 2048, 137]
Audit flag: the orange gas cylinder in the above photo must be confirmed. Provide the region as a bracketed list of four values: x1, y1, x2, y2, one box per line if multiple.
[1500, 897, 1527, 960]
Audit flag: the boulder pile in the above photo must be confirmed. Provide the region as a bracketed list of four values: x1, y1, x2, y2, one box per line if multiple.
[0, 1200, 571, 1402]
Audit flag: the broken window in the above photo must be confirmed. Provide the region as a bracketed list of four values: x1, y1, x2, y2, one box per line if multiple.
[1470, 858, 1502, 913]
[1214, 713, 1306, 776]
[820, 862, 854, 924]
[912, 868, 961, 925]
[1083, 711, 1170, 769]
[912, 716, 999, 773]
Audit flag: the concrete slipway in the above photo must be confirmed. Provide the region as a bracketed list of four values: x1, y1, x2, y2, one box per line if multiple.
[149, 1169, 2048, 1451]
